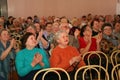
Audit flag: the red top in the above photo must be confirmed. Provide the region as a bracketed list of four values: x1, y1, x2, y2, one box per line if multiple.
[78, 37, 97, 51]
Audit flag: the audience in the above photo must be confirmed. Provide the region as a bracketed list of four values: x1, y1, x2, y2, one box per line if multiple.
[0, 14, 120, 80]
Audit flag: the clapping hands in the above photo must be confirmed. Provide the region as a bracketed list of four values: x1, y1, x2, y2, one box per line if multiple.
[31, 53, 44, 67]
[69, 55, 82, 65]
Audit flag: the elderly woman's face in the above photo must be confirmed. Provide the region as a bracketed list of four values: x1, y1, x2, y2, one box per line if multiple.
[25, 35, 37, 47]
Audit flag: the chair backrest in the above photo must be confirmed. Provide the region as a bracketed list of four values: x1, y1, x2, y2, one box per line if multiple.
[74, 65, 109, 80]
[82, 51, 108, 70]
[111, 64, 120, 80]
[110, 50, 120, 67]
[33, 68, 70, 80]
[110, 50, 120, 80]
[82, 51, 108, 80]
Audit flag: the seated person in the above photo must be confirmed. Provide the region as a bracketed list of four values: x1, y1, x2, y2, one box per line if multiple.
[0, 29, 16, 80]
[78, 25, 102, 56]
[15, 32, 50, 80]
[100, 23, 120, 55]
[50, 30, 85, 80]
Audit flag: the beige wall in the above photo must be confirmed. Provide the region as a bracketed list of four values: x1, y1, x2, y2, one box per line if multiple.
[7, 0, 117, 18]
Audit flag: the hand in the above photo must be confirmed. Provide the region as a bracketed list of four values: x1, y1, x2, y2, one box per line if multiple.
[35, 53, 44, 66]
[38, 29, 43, 40]
[31, 53, 43, 67]
[69, 55, 81, 65]
[10, 38, 15, 48]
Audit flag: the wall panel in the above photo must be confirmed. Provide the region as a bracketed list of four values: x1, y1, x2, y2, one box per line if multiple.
[7, 0, 117, 18]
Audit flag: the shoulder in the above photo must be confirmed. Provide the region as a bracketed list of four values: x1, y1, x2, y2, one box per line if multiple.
[52, 46, 59, 52]
[16, 49, 26, 56]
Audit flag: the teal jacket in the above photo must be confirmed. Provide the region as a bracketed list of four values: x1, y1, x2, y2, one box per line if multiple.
[15, 48, 50, 77]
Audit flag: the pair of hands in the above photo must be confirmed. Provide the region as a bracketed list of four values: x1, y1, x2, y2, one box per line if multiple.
[37, 29, 43, 40]
[31, 53, 44, 67]
[10, 38, 16, 49]
[69, 55, 82, 65]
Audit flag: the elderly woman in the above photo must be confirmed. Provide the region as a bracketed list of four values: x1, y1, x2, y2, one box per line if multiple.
[50, 30, 85, 80]
[15, 32, 50, 80]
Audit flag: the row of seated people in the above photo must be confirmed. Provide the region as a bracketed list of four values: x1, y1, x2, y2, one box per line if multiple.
[0, 14, 120, 80]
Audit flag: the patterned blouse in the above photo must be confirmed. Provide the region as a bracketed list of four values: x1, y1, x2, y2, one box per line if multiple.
[0, 41, 16, 80]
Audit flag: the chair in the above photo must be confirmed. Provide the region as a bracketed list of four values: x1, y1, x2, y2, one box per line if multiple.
[82, 51, 108, 80]
[111, 64, 120, 80]
[33, 68, 70, 80]
[110, 50, 120, 80]
[110, 50, 120, 67]
[74, 65, 109, 80]
[82, 51, 108, 70]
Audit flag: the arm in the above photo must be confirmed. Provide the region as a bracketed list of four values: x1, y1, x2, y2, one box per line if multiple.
[96, 33, 102, 51]
[80, 35, 92, 55]
[37, 30, 49, 49]
[80, 42, 91, 55]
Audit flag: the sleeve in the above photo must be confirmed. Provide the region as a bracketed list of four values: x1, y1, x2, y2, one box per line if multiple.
[15, 52, 33, 77]
[39, 49, 50, 68]
[50, 50, 70, 70]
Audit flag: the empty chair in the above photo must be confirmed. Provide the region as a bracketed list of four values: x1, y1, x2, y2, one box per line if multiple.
[82, 51, 108, 80]
[111, 64, 120, 80]
[33, 68, 70, 80]
[74, 65, 109, 80]
[82, 51, 108, 70]
[110, 50, 120, 80]
[110, 50, 120, 67]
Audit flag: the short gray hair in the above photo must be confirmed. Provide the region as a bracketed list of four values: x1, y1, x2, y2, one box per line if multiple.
[54, 30, 68, 41]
